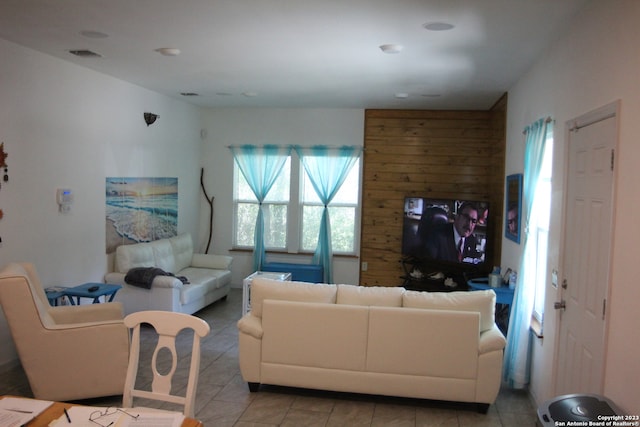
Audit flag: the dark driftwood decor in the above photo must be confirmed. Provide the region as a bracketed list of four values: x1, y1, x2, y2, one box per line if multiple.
[200, 168, 214, 254]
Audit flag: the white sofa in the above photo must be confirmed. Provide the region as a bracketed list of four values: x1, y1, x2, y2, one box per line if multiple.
[237, 277, 506, 413]
[105, 234, 232, 315]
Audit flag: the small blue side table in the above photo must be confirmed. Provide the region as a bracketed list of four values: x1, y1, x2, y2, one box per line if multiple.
[468, 278, 515, 334]
[467, 278, 515, 307]
[45, 287, 70, 306]
[63, 283, 122, 305]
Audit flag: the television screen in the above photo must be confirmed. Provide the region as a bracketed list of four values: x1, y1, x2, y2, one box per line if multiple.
[402, 197, 489, 266]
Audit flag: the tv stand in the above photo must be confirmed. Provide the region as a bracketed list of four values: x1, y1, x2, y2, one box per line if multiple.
[400, 257, 471, 292]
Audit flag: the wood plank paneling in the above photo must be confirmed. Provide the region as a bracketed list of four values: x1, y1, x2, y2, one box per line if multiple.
[359, 98, 507, 286]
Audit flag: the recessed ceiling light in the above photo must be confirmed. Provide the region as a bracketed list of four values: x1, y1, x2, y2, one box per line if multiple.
[155, 47, 181, 56]
[395, 93, 409, 99]
[80, 30, 108, 39]
[379, 44, 403, 54]
[423, 22, 455, 31]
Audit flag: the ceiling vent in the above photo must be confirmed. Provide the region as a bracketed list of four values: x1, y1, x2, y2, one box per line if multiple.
[180, 92, 199, 97]
[68, 49, 102, 58]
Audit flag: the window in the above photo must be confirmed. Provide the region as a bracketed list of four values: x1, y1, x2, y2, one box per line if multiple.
[233, 154, 360, 255]
[530, 132, 554, 322]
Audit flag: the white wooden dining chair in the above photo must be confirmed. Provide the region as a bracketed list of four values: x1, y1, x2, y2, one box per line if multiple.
[122, 310, 210, 418]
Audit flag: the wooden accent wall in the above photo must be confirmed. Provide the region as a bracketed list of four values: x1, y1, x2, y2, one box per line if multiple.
[359, 97, 507, 286]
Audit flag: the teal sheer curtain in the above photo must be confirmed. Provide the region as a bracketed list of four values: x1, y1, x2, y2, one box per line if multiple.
[503, 118, 552, 388]
[230, 144, 291, 272]
[295, 145, 361, 283]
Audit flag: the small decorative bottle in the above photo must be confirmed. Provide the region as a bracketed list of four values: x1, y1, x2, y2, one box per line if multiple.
[509, 271, 517, 290]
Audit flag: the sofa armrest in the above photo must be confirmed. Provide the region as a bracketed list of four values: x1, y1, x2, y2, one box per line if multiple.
[191, 253, 233, 270]
[49, 303, 124, 324]
[151, 275, 183, 288]
[46, 319, 125, 330]
[479, 325, 506, 354]
[237, 314, 263, 339]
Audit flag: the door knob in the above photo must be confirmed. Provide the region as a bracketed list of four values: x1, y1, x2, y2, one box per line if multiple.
[554, 300, 566, 310]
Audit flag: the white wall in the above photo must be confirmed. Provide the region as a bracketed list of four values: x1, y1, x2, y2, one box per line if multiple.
[0, 39, 202, 368]
[198, 108, 364, 287]
[502, 0, 640, 413]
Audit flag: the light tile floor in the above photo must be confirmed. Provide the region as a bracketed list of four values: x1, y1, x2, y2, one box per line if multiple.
[0, 288, 540, 426]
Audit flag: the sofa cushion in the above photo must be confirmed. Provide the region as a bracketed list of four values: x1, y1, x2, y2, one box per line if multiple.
[250, 277, 337, 318]
[402, 289, 496, 332]
[211, 269, 232, 287]
[262, 299, 368, 371]
[115, 242, 155, 273]
[336, 284, 404, 307]
[366, 306, 479, 379]
[170, 234, 194, 272]
[191, 253, 233, 270]
[150, 239, 175, 273]
[180, 267, 231, 289]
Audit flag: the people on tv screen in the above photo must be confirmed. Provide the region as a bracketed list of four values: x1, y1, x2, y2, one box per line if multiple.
[424, 201, 484, 264]
[403, 198, 487, 265]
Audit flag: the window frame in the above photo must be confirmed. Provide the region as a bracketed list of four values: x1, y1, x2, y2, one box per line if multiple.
[232, 151, 361, 256]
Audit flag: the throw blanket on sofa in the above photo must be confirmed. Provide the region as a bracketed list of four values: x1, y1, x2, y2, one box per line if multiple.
[124, 267, 189, 289]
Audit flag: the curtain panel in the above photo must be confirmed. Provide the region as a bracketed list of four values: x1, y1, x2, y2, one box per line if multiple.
[295, 145, 362, 283]
[230, 144, 291, 272]
[503, 118, 552, 388]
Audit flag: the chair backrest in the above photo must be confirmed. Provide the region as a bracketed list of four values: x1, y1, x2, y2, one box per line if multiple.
[122, 310, 210, 418]
[0, 262, 56, 329]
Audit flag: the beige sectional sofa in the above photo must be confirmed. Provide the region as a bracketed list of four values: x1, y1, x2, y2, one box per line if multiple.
[237, 277, 506, 412]
[104, 233, 232, 315]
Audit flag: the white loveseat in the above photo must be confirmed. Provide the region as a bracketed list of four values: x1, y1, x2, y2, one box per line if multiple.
[237, 277, 506, 412]
[105, 233, 232, 315]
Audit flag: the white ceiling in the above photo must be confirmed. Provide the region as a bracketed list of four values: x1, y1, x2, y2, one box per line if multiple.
[0, 0, 589, 110]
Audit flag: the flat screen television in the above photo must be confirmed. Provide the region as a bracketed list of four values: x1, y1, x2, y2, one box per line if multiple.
[401, 197, 490, 270]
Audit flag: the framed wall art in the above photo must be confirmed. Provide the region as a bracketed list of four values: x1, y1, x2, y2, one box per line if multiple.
[505, 173, 523, 243]
[105, 177, 178, 253]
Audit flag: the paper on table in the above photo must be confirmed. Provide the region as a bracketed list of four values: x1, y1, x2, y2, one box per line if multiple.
[0, 397, 53, 427]
[0, 396, 53, 414]
[48, 406, 185, 427]
[0, 409, 32, 427]
[49, 406, 120, 427]
[117, 410, 184, 427]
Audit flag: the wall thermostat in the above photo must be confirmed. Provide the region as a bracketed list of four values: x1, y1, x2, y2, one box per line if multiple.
[56, 188, 73, 213]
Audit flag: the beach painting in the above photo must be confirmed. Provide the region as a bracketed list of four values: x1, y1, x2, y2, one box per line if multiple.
[106, 177, 178, 254]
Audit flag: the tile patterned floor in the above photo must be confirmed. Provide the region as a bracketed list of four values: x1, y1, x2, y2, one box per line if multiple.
[0, 288, 540, 426]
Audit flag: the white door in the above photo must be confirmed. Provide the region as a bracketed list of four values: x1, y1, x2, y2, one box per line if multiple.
[555, 103, 618, 395]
